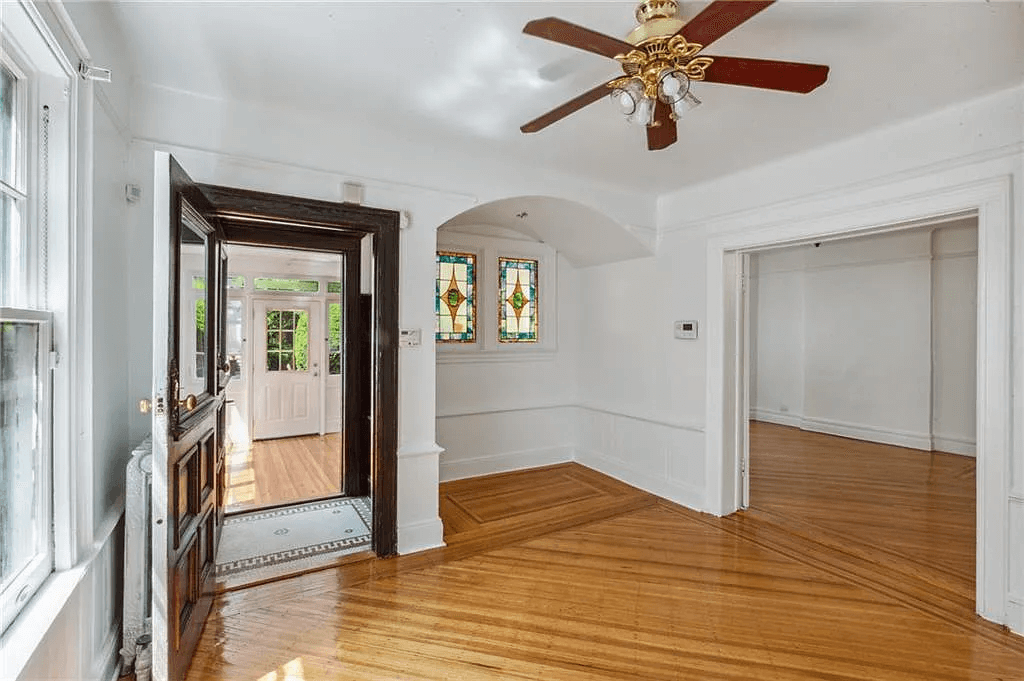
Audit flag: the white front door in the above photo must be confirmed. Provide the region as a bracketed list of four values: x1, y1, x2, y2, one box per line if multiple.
[252, 299, 322, 439]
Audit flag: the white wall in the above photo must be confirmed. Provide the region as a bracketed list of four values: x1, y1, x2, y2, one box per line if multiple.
[751, 223, 977, 454]
[576, 228, 708, 510]
[435, 230, 579, 481]
[931, 224, 978, 455]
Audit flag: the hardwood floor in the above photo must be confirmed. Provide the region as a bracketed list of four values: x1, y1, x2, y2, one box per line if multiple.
[225, 433, 342, 513]
[748, 421, 976, 613]
[187, 447, 1024, 680]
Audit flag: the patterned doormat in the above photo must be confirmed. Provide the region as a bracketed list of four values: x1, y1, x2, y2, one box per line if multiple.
[216, 496, 372, 590]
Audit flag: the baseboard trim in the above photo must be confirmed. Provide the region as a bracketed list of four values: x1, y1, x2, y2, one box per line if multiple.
[574, 448, 705, 513]
[397, 517, 445, 556]
[440, 445, 574, 483]
[750, 408, 802, 428]
[799, 415, 933, 450]
[932, 434, 976, 457]
[754, 410, 976, 455]
[1007, 596, 1024, 637]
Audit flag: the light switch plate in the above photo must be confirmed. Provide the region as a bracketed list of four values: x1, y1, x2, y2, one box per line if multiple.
[674, 320, 698, 340]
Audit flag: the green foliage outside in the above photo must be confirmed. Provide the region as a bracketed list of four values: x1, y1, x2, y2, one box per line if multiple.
[195, 300, 206, 342]
[294, 311, 308, 371]
[254, 277, 319, 293]
[328, 303, 341, 375]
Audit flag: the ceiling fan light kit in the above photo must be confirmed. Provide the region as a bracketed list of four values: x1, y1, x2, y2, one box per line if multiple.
[520, 0, 830, 151]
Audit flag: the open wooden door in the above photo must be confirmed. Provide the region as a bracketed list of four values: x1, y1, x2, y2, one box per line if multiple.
[152, 153, 228, 681]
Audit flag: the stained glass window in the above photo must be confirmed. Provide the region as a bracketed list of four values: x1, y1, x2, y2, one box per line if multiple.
[436, 251, 476, 343]
[498, 257, 538, 343]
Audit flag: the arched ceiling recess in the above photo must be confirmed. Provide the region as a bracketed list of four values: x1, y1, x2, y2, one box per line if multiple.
[440, 196, 654, 267]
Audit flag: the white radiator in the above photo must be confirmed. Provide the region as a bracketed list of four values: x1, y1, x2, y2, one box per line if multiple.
[120, 436, 153, 673]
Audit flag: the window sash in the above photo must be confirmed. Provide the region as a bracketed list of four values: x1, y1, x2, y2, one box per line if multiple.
[0, 308, 53, 635]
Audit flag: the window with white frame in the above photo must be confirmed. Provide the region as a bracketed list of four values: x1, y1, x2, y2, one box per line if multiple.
[1, 6, 75, 638]
[0, 47, 54, 636]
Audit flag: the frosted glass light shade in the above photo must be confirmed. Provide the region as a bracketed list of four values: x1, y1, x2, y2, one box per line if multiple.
[658, 69, 690, 103]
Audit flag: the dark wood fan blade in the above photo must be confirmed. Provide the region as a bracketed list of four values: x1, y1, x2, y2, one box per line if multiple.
[521, 79, 615, 133]
[702, 56, 829, 93]
[524, 17, 636, 60]
[678, 1, 775, 48]
[647, 100, 677, 151]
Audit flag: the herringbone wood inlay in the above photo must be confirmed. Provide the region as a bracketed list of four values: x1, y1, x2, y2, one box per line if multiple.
[186, 437, 1024, 680]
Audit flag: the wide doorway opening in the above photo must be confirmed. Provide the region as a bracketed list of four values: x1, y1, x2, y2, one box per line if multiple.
[745, 217, 978, 604]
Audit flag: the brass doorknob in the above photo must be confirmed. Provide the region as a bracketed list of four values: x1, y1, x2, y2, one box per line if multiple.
[221, 361, 231, 373]
[178, 394, 197, 411]
[138, 399, 152, 414]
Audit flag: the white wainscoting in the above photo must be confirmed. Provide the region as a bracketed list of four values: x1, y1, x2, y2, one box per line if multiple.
[437, 405, 577, 482]
[12, 509, 124, 681]
[575, 405, 706, 512]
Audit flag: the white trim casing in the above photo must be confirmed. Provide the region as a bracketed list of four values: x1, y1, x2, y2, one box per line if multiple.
[706, 155, 1017, 632]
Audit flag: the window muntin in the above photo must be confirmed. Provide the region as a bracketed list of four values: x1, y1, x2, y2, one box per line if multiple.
[498, 257, 538, 343]
[265, 309, 309, 371]
[435, 251, 476, 343]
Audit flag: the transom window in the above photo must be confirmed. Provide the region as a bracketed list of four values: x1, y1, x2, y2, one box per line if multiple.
[265, 309, 309, 371]
[254, 277, 319, 293]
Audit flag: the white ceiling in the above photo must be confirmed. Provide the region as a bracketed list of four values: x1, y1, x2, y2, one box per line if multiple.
[441, 196, 655, 267]
[108, 1, 1024, 194]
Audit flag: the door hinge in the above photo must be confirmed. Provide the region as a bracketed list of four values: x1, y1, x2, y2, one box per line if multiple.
[49, 350, 60, 369]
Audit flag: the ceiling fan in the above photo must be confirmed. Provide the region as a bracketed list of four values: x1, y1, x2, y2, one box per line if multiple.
[520, 0, 830, 151]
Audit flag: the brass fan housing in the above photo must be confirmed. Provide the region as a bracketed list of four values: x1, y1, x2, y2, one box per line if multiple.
[627, 0, 685, 45]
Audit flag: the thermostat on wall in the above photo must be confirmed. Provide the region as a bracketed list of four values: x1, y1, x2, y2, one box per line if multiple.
[399, 328, 422, 348]
[674, 320, 698, 340]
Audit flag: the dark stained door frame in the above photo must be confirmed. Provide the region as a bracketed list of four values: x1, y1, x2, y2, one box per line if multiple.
[196, 183, 399, 557]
